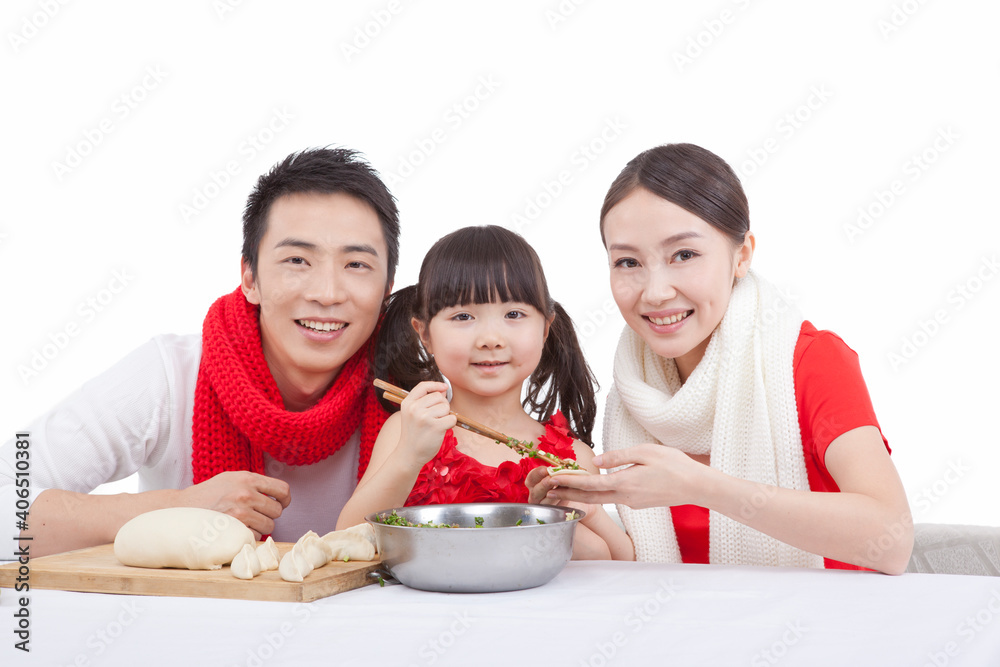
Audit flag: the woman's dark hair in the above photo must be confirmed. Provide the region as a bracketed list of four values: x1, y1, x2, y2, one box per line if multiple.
[375, 226, 598, 445]
[242, 146, 400, 286]
[599, 143, 749, 247]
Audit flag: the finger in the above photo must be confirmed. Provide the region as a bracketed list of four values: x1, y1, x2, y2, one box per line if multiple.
[547, 486, 619, 506]
[247, 492, 285, 520]
[411, 381, 450, 398]
[249, 474, 292, 508]
[592, 445, 653, 470]
[540, 471, 612, 492]
[241, 511, 276, 538]
[527, 475, 557, 504]
[524, 467, 550, 488]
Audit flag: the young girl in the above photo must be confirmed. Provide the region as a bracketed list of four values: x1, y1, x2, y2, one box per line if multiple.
[529, 143, 913, 574]
[337, 225, 633, 560]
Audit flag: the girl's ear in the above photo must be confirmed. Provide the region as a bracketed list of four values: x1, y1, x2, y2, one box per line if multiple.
[411, 317, 432, 355]
[734, 231, 755, 279]
[544, 313, 554, 343]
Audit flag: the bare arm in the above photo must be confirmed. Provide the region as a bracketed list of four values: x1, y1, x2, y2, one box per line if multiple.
[527, 442, 635, 561]
[536, 426, 911, 574]
[24, 471, 291, 558]
[336, 382, 455, 529]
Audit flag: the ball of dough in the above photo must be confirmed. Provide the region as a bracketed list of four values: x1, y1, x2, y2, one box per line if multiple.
[114, 508, 254, 570]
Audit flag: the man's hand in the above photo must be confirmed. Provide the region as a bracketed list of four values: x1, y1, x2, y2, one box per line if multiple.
[179, 471, 291, 539]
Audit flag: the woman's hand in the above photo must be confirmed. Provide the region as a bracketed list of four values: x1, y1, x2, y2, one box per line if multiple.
[527, 444, 708, 510]
[396, 381, 457, 467]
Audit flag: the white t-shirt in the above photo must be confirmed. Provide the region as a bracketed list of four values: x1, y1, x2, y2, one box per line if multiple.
[0, 334, 362, 551]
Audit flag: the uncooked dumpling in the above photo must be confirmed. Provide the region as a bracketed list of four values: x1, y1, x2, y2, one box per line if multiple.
[343, 523, 377, 549]
[256, 536, 280, 571]
[114, 508, 254, 570]
[301, 534, 334, 569]
[547, 467, 590, 476]
[278, 542, 314, 582]
[231, 543, 262, 580]
[321, 527, 376, 562]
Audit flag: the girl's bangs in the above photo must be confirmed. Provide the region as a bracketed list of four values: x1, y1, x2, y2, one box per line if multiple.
[422, 228, 549, 317]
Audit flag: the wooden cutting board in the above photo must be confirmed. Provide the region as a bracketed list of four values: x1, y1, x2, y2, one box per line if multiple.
[0, 543, 382, 603]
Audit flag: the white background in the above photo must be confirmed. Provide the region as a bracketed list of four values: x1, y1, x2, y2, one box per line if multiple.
[2, 0, 997, 527]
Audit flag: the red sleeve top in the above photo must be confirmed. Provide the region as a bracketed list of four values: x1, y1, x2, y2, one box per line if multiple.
[670, 321, 890, 569]
[404, 411, 578, 506]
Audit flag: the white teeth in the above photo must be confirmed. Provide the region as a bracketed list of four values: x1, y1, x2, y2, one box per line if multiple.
[297, 319, 346, 332]
[650, 311, 691, 326]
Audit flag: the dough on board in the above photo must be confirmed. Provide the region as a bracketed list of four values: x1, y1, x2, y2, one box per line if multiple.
[114, 508, 254, 570]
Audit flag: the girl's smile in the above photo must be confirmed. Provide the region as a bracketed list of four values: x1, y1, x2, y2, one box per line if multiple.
[414, 300, 549, 403]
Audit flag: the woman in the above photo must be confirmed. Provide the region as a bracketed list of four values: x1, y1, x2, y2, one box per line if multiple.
[529, 143, 913, 574]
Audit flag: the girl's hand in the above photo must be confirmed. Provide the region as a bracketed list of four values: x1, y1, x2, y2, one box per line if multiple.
[396, 381, 457, 467]
[528, 444, 708, 510]
[525, 467, 596, 518]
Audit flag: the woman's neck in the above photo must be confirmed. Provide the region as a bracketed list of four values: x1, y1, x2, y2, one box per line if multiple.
[674, 335, 712, 384]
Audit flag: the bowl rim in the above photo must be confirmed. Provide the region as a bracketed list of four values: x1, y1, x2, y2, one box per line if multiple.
[364, 502, 586, 530]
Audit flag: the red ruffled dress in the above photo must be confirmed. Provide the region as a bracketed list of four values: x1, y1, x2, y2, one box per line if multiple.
[405, 411, 578, 505]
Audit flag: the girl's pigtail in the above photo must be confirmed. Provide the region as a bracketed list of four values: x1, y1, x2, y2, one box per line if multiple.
[524, 302, 598, 445]
[373, 285, 439, 412]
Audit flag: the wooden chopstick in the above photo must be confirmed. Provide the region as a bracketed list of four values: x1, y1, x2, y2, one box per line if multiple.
[373, 378, 581, 470]
[374, 378, 508, 441]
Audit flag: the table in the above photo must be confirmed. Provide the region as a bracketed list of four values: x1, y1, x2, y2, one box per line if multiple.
[3, 561, 999, 666]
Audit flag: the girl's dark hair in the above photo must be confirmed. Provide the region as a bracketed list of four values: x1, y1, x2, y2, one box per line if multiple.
[599, 143, 749, 247]
[374, 226, 598, 445]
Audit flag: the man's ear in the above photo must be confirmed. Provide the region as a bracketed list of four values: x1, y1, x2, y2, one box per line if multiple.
[241, 258, 261, 305]
[734, 231, 755, 279]
[411, 317, 432, 355]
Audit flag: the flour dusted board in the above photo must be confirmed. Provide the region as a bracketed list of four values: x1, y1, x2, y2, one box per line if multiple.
[0, 543, 380, 602]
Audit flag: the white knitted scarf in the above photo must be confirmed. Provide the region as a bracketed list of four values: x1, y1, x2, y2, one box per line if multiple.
[604, 270, 824, 569]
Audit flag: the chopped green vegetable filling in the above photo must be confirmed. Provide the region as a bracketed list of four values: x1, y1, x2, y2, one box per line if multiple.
[374, 510, 459, 528]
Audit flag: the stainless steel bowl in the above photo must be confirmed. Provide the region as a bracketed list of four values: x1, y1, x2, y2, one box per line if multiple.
[365, 503, 585, 593]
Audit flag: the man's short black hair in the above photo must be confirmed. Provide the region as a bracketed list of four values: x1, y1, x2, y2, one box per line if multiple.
[242, 147, 400, 285]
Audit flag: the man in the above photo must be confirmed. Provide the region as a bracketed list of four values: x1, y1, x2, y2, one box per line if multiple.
[1, 147, 399, 557]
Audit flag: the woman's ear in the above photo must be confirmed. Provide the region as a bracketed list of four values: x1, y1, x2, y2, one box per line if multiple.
[734, 231, 755, 279]
[411, 317, 432, 355]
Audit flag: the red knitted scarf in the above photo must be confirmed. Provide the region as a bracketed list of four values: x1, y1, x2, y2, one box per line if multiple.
[192, 288, 387, 484]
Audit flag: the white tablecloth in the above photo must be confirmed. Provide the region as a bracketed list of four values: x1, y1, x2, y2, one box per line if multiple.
[3, 561, 999, 666]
